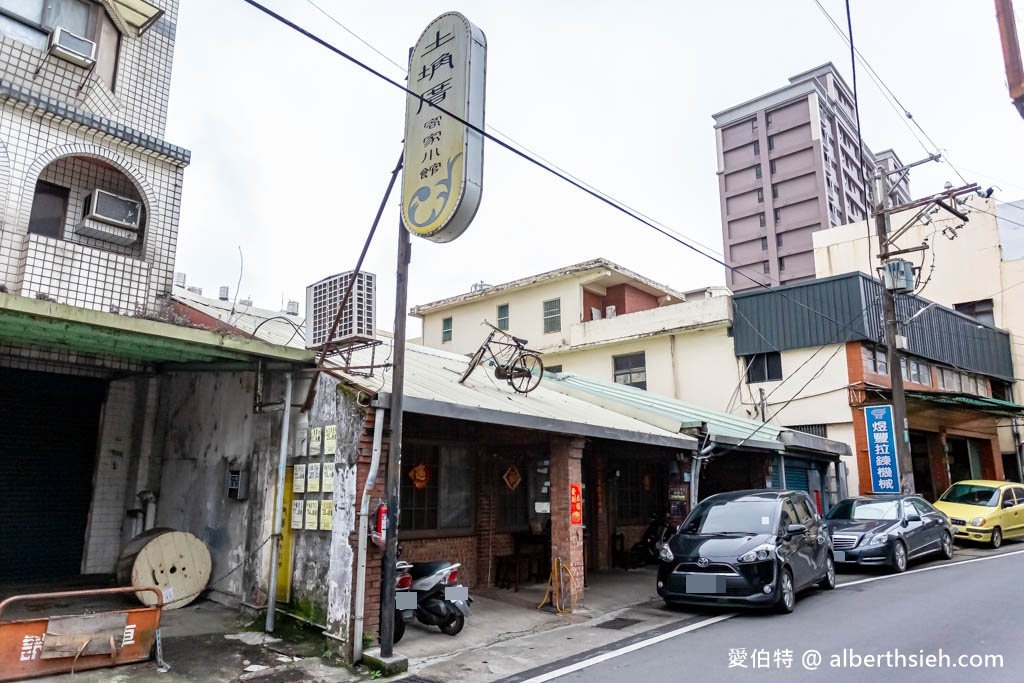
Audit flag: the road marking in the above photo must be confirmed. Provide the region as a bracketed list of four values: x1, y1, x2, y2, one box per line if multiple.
[522, 548, 1024, 682]
[516, 613, 735, 683]
[837, 546, 1024, 588]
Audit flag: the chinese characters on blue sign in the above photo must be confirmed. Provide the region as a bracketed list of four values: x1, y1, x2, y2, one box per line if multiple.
[866, 405, 900, 493]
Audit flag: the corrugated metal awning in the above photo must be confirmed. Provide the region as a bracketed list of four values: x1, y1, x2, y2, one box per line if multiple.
[907, 391, 1024, 417]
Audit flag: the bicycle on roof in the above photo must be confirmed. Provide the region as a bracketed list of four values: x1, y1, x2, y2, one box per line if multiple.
[458, 320, 544, 394]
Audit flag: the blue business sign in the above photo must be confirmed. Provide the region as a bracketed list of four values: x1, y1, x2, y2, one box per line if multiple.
[865, 405, 900, 493]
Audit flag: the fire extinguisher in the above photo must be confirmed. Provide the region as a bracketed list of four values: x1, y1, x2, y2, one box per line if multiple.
[371, 503, 387, 548]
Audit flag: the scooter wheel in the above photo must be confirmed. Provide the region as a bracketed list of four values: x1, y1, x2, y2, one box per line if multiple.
[439, 613, 465, 636]
[394, 615, 406, 644]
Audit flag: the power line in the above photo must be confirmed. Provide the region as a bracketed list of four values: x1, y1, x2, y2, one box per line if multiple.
[242, 0, 877, 342]
[304, 0, 727, 260]
[811, 0, 970, 186]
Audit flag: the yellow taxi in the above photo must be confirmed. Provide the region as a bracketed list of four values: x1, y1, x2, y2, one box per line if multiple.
[934, 480, 1024, 548]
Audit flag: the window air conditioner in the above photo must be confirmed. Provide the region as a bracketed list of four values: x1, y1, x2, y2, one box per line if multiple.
[47, 27, 96, 68]
[83, 189, 142, 230]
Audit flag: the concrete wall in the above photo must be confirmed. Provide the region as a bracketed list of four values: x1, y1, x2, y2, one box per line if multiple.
[420, 277, 583, 356]
[155, 370, 280, 607]
[814, 196, 1024, 454]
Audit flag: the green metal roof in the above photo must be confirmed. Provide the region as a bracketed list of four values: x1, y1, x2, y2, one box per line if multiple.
[0, 293, 313, 366]
[544, 372, 784, 450]
[906, 391, 1024, 417]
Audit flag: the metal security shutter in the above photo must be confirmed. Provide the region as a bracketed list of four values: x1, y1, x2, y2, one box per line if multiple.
[0, 368, 106, 581]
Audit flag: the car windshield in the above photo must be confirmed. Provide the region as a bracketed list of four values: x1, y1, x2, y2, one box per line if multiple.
[827, 499, 900, 521]
[679, 499, 777, 535]
[940, 484, 999, 507]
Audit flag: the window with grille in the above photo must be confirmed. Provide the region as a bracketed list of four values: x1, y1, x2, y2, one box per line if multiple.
[543, 298, 561, 333]
[442, 317, 452, 343]
[613, 352, 647, 390]
[400, 442, 474, 533]
[746, 352, 782, 383]
[496, 304, 509, 331]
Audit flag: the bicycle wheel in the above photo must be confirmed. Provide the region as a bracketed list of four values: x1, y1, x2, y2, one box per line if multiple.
[508, 353, 543, 393]
[458, 346, 486, 384]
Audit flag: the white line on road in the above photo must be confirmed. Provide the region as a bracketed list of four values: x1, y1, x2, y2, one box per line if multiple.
[517, 614, 736, 683]
[837, 546, 1024, 588]
[523, 547, 1024, 682]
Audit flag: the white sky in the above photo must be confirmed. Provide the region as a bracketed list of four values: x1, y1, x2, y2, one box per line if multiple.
[165, 0, 1024, 338]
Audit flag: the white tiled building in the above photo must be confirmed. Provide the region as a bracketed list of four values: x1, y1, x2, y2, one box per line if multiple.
[0, 0, 188, 314]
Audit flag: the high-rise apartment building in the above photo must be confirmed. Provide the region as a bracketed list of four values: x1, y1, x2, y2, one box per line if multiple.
[713, 63, 908, 291]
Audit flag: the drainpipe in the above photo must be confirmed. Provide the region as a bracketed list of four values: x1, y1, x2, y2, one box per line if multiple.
[266, 372, 293, 633]
[353, 407, 386, 663]
[689, 434, 715, 508]
[139, 490, 157, 531]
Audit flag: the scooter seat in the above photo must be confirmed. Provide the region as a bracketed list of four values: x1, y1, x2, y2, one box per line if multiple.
[409, 561, 452, 580]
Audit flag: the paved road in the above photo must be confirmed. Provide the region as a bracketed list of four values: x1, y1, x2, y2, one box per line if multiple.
[519, 543, 1024, 683]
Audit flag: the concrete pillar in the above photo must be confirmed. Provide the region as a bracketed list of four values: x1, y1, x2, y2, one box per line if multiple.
[549, 436, 585, 602]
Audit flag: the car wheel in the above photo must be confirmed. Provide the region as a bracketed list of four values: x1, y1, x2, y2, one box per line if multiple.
[940, 532, 954, 560]
[818, 554, 836, 590]
[890, 540, 907, 573]
[991, 527, 1003, 549]
[776, 568, 795, 614]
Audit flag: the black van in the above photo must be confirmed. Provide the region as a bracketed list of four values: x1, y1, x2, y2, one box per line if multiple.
[656, 490, 835, 613]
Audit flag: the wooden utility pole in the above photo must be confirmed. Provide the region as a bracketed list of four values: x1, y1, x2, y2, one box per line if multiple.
[873, 170, 915, 494]
[996, 0, 1024, 118]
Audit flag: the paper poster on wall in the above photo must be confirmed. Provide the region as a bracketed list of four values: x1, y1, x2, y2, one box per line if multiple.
[307, 462, 321, 493]
[305, 500, 319, 530]
[324, 424, 337, 455]
[290, 500, 304, 530]
[322, 463, 334, 493]
[292, 464, 306, 493]
[309, 427, 323, 456]
[295, 427, 308, 457]
[320, 500, 333, 530]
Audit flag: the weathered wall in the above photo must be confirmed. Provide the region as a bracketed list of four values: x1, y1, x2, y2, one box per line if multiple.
[286, 372, 360, 641]
[155, 370, 278, 607]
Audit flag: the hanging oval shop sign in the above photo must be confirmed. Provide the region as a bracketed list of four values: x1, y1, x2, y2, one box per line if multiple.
[401, 12, 487, 243]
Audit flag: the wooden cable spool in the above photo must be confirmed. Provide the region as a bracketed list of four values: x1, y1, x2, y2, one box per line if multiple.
[116, 528, 211, 610]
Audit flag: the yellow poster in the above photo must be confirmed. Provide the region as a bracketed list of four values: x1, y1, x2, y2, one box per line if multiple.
[325, 424, 337, 455]
[290, 499, 304, 530]
[307, 462, 321, 493]
[309, 427, 323, 456]
[276, 467, 295, 602]
[320, 499, 333, 531]
[304, 499, 319, 530]
[322, 463, 334, 493]
[292, 464, 306, 493]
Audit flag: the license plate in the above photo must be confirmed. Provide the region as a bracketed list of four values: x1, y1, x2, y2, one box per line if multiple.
[686, 575, 725, 594]
[834, 551, 846, 562]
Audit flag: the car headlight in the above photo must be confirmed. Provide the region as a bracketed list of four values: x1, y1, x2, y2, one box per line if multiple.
[658, 545, 674, 562]
[970, 517, 986, 527]
[738, 544, 776, 563]
[869, 533, 890, 545]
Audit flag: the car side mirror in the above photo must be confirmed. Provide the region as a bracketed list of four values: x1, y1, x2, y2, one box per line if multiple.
[786, 523, 807, 536]
[905, 513, 921, 523]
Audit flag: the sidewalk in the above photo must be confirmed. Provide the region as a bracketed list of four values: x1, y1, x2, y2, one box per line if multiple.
[398, 565, 700, 682]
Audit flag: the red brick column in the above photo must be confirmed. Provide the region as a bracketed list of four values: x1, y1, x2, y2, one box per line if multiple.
[550, 436, 585, 603]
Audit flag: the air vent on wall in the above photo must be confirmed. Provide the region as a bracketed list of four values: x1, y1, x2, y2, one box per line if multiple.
[47, 27, 96, 68]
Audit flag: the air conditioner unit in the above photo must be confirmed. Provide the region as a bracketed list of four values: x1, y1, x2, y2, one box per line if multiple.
[83, 189, 142, 230]
[305, 270, 376, 349]
[47, 27, 96, 68]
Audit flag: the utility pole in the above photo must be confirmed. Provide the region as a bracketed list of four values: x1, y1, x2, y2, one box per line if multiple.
[996, 0, 1024, 119]
[379, 218, 411, 658]
[873, 170, 915, 494]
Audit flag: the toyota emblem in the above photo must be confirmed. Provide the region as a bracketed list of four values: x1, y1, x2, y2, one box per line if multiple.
[697, 557, 710, 568]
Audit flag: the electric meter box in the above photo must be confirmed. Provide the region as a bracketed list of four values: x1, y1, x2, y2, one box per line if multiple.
[882, 260, 915, 294]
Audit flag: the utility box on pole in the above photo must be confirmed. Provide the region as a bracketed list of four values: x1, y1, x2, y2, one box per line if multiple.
[881, 260, 915, 294]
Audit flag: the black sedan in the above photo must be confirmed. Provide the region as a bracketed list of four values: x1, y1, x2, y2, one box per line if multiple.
[825, 495, 953, 573]
[657, 490, 834, 613]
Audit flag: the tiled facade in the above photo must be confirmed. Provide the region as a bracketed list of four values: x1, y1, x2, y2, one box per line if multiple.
[0, 0, 188, 315]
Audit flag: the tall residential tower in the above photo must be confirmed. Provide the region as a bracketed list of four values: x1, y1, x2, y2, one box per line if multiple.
[713, 64, 907, 291]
